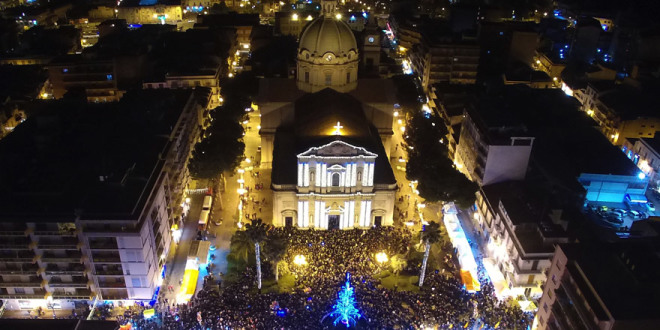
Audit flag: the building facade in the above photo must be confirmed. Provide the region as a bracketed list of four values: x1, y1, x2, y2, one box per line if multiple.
[472, 182, 570, 299]
[454, 107, 534, 186]
[272, 140, 395, 229]
[0, 90, 206, 310]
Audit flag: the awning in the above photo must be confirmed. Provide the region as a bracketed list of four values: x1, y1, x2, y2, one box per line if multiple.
[460, 270, 480, 292]
[627, 194, 648, 203]
[178, 268, 199, 303]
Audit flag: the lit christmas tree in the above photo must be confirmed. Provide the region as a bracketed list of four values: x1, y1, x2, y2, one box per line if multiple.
[325, 272, 362, 328]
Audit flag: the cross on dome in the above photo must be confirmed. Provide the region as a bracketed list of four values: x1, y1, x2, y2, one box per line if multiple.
[333, 121, 343, 135]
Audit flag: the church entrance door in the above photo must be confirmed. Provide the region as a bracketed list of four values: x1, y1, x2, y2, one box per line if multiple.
[328, 215, 340, 230]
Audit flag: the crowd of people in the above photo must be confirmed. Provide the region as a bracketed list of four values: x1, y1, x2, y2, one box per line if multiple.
[154, 227, 533, 329]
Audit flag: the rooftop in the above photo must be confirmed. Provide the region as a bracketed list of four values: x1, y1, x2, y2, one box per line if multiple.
[0, 89, 195, 223]
[561, 241, 660, 320]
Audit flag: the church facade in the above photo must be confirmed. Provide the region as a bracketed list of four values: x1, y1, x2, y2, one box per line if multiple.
[258, 0, 397, 229]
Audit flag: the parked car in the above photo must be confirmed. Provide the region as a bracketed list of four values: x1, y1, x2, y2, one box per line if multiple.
[612, 209, 627, 217]
[629, 210, 641, 218]
[647, 202, 656, 212]
[604, 214, 623, 224]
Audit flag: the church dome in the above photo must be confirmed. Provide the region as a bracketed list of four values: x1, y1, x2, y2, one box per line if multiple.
[299, 17, 357, 56]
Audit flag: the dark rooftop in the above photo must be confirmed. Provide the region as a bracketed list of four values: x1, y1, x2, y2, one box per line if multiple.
[0, 89, 196, 223]
[496, 85, 638, 176]
[561, 241, 660, 320]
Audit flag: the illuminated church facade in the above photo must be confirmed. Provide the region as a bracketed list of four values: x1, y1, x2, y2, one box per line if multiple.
[258, 0, 397, 229]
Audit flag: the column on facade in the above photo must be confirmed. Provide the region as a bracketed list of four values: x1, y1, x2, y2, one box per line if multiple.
[314, 200, 327, 229]
[298, 199, 309, 228]
[359, 199, 372, 228]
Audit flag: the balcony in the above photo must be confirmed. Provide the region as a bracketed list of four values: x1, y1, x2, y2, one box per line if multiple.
[95, 265, 124, 276]
[49, 277, 90, 288]
[0, 288, 47, 299]
[52, 288, 94, 300]
[41, 251, 83, 262]
[0, 237, 31, 249]
[0, 227, 27, 236]
[45, 264, 87, 275]
[0, 264, 39, 275]
[83, 223, 139, 234]
[0, 276, 44, 288]
[32, 224, 78, 236]
[0, 251, 36, 262]
[88, 238, 119, 250]
[97, 279, 127, 288]
[91, 252, 121, 263]
[36, 238, 81, 249]
[100, 290, 128, 300]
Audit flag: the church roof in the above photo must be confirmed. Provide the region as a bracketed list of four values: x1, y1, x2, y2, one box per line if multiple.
[294, 88, 370, 137]
[272, 89, 396, 186]
[299, 17, 357, 56]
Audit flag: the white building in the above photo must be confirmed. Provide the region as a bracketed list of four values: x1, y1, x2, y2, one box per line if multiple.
[0, 90, 206, 310]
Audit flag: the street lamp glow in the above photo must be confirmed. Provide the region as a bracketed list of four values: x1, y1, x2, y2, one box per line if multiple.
[237, 188, 246, 195]
[393, 111, 399, 117]
[400, 126, 405, 132]
[638, 172, 646, 180]
[293, 254, 307, 266]
[245, 158, 251, 163]
[375, 252, 388, 263]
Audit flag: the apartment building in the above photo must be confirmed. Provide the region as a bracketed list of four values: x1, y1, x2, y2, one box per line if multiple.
[143, 63, 223, 110]
[581, 81, 660, 145]
[454, 104, 534, 186]
[46, 55, 121, 102]
[409, 37, 479, 92]
[0, 89, 206, 311]
[622, 136, 660, 187]
[473, 181, 570, 299]
[535, 242, 660, 329]
[427, 83, 474, 158]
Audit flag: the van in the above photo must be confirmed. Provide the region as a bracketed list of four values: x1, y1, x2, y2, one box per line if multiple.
[199, 195, 213, 229]
[202, 195, 213, 210]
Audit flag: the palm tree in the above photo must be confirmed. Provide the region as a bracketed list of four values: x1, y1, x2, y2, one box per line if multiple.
[418, 221, 441, 287]
[244, 218, 272, 290]
[262, 234, 288, 282]
[229, 230, 254, 264]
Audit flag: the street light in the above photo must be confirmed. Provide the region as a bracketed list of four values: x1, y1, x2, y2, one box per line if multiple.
[375, 252, 388, 264]
[293, 255, 307, 266]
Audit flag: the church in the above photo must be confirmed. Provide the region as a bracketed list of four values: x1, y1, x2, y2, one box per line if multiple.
[257, 0, 398, 230]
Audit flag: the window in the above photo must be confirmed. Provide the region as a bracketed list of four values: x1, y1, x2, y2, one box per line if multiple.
[14, 288, 25, 294]
[62, 68, 68, 73]
[346, 72, 350, 84]
[325, 73, 332, 86]
[332, 173, 340, 186]
[106, 74, 113, 81]
[304, 71, 309, 83]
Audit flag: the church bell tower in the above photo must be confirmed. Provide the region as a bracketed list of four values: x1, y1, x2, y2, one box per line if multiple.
[362, 17, 381, 76]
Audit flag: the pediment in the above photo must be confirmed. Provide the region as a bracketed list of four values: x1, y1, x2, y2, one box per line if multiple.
[298, 140, 377, 158]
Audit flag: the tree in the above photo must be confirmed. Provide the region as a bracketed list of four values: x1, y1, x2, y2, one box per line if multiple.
[228, 230, 254, 264]
[262, 233, 288, 282]
[244, 218, 272, 290]
[404, 110, 478, 209]
[418, 221, 441, 287]
[188, 107, 246, 179]
[322, 272, 362, 327]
